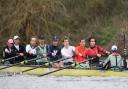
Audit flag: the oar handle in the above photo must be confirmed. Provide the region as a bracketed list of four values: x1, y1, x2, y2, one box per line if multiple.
[20, 56, 45, 64]
[45, 57, 72, 66]
[51, 57, 70, 63]
[0, 57, 42, 70]
[2, 55, 20, 63]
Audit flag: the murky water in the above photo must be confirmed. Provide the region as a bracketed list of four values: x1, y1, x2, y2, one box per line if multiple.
[0, 74, 128, 89]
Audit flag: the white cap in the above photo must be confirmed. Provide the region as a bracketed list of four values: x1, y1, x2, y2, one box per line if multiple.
[13, 35, 20, 40]
[111, 45, 117, 51]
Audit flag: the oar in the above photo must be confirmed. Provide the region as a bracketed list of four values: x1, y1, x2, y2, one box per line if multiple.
[1, 55, 20, 63]
[21, 57, 70, 73]
[38, 67, 67, 77]
[38, 60, 86, 77]
[0, 57, 41, 70]
[123, 32, 127, 69]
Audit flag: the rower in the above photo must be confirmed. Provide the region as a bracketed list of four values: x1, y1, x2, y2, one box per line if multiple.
[48, 36, 62, 68]
[13, 35, 25, 63]
[25, 36, 37, 64]
[103, 45, 124, 70]
[87, 37, 110, 68]
[74, 39, 88, 68]
[3, 39, 16, 64]
[61, 36, 75, 67]
[36, 35, 49, 65]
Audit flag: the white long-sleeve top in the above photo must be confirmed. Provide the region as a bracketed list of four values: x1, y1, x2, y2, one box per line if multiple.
[61, 46, 75, 58]
[26, 44, 36, 55]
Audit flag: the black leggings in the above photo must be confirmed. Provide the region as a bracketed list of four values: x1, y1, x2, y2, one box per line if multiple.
[89, 58, 99, 66]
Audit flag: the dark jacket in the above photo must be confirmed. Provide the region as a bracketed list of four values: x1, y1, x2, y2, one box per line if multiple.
[3, 46, 17, 64]
[13, 44, 25, 62]
[48, 45, 62, 61]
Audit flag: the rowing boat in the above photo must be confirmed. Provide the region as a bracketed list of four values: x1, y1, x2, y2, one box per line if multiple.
[0, 65, 128, 77]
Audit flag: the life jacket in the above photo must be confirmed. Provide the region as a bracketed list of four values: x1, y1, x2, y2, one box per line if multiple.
[104, 52, 123, 69]
[36, 44, 49, 55]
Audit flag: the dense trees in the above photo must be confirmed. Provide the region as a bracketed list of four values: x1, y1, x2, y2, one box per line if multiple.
[0, 0, 128, 49]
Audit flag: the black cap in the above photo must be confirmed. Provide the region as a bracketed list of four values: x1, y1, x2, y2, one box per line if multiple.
[38, 35, 45, 40]
[53, 36, 59, 41]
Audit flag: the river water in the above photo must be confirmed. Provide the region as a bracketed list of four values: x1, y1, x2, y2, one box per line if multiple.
[0, 74, 128, 89]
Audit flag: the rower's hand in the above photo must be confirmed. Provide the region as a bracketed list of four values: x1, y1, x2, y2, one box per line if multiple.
[67, 55, 72, 58]
[5, 48, 9, 53]
[43, 54, 47, 57]
[78, 53, 82, 57]
[19, 53, 24, 56]
[52, 53, 56, 56]
[106, 51, 110, 54]
[97, 54, 101, 57]
[28, 51, 32, 55]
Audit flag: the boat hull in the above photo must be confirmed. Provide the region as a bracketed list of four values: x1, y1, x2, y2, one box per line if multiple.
[0, 66, 128, 77]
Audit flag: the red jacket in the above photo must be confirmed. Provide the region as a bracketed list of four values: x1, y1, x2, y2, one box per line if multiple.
[75, 46, 88, 63]
[87, 45, 106, 59]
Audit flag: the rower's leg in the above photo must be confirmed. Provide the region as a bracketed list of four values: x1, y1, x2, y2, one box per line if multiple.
[59, 61, 64, 68]
[52, 63, 60, 68]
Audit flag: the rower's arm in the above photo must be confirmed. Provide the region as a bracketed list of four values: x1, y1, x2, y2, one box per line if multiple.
[103, 55, 110, 66]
